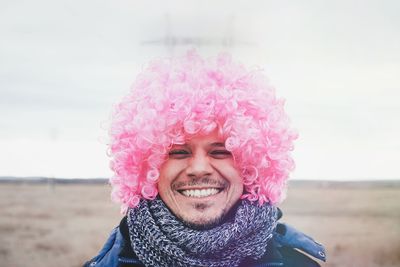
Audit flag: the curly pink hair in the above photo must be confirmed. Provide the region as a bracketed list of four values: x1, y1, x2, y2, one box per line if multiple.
[109, 50, 298, 212]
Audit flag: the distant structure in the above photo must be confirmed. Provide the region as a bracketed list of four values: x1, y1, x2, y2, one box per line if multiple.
[141, 13, 253, 55]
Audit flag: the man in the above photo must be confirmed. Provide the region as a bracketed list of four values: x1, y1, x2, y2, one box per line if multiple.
[84, 51, 326, 267]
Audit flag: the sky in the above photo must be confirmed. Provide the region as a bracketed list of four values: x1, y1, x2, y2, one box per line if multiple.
[1, 0, 399, 180]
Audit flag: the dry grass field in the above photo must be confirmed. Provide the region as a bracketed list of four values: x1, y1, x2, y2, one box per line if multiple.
[0, 181, 399, 267]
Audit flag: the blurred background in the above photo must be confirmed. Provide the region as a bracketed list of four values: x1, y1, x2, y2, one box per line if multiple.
[0, 1, 399, 267]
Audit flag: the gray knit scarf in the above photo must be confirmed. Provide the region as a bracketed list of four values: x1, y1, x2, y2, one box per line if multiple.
[126, 197, 278, 267]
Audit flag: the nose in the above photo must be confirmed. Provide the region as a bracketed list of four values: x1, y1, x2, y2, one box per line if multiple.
[185, 152, 213, 178]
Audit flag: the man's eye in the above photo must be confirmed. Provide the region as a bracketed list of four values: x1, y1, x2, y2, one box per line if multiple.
[210, 150, 232, 158]
[168, 150, 190, 158]
[169, 150, 189, 155]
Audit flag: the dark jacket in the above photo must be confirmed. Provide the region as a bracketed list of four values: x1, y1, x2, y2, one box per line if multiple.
[84, 217, 326, 267]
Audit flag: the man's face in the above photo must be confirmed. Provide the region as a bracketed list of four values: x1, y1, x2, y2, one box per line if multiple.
[158, 131, 243, 228]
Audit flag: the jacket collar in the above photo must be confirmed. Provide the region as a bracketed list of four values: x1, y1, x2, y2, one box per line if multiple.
[274, 223, 326, 262]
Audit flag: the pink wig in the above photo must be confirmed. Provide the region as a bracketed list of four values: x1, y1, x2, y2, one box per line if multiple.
[109, 51, 298, 212]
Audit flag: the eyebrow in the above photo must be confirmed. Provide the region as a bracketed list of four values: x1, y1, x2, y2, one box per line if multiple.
[210, 142, 226, 147]
[171, 142, 226, 148]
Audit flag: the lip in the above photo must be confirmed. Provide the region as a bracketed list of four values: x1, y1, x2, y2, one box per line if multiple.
[176, 187, 225, 199]
[176, 186, 224, 191]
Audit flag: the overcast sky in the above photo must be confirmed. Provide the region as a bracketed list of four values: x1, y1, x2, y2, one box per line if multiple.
[1, 0, 399, 180]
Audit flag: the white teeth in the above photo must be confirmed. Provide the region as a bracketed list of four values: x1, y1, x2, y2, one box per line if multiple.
[181, 188, 220, 198]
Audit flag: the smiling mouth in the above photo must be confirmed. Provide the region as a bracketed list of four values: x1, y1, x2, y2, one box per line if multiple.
[178, 188, 223, 198]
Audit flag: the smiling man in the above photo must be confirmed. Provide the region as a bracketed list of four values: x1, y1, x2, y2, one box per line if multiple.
[84, 51, 326, 267]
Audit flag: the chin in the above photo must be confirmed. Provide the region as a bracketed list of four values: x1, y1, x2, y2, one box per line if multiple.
[179, 205, 238, 230]
[181, 214, 225, 230]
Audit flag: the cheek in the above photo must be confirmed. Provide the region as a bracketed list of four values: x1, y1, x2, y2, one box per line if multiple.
[215, 162, 242, 180]
[158, 175, 175, 202]
[158, 161, 184, 188]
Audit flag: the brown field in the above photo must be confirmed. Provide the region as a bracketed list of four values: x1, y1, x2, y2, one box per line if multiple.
[0, 182, 399, 267]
